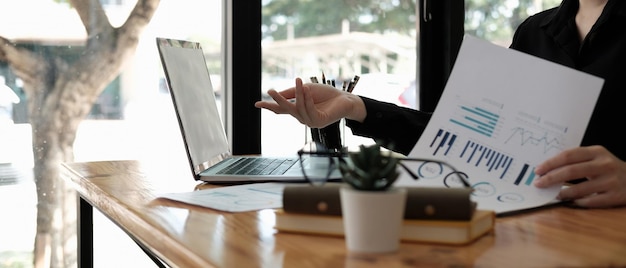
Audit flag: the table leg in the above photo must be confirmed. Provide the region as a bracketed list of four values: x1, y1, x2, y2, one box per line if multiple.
[78, 196, 93, 268]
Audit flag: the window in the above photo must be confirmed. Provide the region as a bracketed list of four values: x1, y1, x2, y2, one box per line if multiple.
[465, 0, 561, 45]
[260, 0, 562, 155]
[0, 0, 222, 266]
[261, 0, 418, 155]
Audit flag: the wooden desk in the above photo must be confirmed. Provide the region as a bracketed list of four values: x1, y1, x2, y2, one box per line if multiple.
[61, 160, 626, 267]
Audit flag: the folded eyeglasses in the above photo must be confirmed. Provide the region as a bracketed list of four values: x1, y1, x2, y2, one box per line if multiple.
[297, 142, 471, 189]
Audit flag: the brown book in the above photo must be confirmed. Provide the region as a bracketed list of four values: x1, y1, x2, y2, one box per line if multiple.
[274, 209, 495, 245]
[282, 183, 475, 220]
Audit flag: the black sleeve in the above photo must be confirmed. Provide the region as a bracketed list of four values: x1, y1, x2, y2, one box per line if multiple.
[345, 96, 431, 155]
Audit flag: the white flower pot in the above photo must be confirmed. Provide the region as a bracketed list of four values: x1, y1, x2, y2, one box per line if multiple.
[340, 186, 407, 253]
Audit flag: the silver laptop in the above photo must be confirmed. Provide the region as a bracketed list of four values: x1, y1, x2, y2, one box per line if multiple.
[156, 37, 338, 183]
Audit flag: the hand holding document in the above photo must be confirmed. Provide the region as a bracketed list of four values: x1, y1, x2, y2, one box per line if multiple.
[395, 35, 604, 214]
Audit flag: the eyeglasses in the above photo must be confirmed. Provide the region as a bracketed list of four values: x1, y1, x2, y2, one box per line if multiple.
[297, 142, 471, 189]
[297, 142, 346, 186]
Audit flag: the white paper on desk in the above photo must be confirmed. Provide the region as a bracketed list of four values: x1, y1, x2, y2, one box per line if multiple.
[159, 182, 288, 212]
[396, 35, 604, 214]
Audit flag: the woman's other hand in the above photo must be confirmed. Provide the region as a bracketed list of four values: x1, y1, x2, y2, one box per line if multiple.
[534, 145, 626, 208]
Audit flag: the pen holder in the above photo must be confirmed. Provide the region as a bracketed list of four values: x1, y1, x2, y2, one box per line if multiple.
[306, 73, 358, 152]
[307, 120, 344, 152]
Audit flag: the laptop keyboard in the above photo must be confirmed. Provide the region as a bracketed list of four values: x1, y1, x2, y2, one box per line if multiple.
[216, 157, 297, 176]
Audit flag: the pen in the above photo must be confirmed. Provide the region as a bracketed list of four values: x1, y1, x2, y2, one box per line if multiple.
[347, 75, 360, 93]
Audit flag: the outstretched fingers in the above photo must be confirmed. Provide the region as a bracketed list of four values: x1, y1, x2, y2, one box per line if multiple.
[303, 83, 325, 127]
[255, 77, 331, 127]
[254, 90, 287, 114]
[294, 78, 314, 125]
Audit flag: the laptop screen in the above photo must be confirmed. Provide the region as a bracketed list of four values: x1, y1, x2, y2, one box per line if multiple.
[157, 38, 230, 175]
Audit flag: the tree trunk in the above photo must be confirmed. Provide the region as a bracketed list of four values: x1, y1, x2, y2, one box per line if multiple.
[0, 1, 160, 267]
[32, 147, 76, 268]
[31, 91, 84, 268]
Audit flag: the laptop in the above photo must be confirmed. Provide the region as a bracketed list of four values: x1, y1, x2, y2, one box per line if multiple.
[156, 37, 339, 183]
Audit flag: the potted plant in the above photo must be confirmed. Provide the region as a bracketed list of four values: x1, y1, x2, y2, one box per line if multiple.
[338, 144, 407, 253]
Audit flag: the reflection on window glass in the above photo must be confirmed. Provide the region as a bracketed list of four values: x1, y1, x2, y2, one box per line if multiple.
[465, 0, 562, 46]
[261, 0, 418, 154]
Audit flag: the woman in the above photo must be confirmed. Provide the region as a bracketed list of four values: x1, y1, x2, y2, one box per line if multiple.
[255, 0, 626, 208]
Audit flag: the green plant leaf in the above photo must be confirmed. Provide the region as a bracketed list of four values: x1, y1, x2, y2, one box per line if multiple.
[339, 143, 400, 191]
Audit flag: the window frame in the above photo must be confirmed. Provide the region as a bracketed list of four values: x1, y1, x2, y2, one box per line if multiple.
[418, 0, 464, 112]
[223, 0, 262, 155]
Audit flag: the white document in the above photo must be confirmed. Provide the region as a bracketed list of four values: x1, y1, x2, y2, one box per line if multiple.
[159, 182, 287, 212]
[395, 35, 604, 214]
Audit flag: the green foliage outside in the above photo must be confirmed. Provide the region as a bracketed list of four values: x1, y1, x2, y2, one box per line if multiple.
[262, 0, 562, 44]
[0, 251, 33, 268]
[465, 0, 562, 43]
[262, 0, 417, 40]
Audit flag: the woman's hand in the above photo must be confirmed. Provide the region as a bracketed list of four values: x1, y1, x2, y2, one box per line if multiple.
[254, 77, 366, 128]
[534, 145, 626, 208]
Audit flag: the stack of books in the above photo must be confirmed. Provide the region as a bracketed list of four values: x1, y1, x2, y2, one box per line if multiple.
[275, 184, 495, 245]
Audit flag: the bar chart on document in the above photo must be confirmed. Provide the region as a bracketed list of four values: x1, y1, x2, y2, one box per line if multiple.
[422, 94, 567, 195]
[446, 96, 567, 184]
[406, 93, 575, 213]
[400, 35, 603, 213]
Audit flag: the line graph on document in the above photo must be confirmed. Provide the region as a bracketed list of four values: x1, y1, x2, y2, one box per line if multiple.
[503, 112, 566, 156]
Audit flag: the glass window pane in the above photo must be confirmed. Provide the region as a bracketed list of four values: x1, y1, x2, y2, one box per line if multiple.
[261, 0, 418, 155]
[0, 0, 221, 266]
[464, 0, 562, 45]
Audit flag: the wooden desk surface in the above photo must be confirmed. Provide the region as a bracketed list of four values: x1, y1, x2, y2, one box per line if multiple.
[61, 160, 626, 268]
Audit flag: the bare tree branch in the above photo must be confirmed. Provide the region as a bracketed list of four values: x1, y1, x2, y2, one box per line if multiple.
[69, 0, 113, 41]
[121, 0, 161, 38]
[62, 0, 160, 105]
[0, 36, 51, 98]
